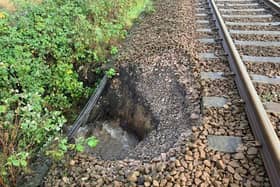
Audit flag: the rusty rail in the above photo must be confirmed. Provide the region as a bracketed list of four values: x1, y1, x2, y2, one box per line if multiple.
[207, 0, 280, 186]
[68, 75, 108, 139]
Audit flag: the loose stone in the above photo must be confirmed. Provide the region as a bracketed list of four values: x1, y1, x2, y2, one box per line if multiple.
[159, 179, 167, 187]
[227, 166, 235, 174]
[216, 160, 225, 169]
[247, 147, 258, 155]
[234, 173, 242, 181]
[128, 172, 139, 182]
[143, 181, 150, 187]
[203, 160, 211, 167]
[152, 180, 160, 187]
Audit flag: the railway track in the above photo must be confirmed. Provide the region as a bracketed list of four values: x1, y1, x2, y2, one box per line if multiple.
[196, 0, 280, 186]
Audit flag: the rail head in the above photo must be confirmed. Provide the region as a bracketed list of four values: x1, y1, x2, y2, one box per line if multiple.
[207, 0, 280, 186]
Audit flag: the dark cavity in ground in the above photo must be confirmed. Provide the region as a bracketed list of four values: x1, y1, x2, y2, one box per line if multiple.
[75, 61, 193, 160]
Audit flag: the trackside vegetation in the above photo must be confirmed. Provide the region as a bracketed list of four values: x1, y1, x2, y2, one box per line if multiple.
[0, 0, 153, 186]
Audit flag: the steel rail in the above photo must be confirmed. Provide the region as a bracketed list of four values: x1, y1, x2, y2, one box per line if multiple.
[262, 0, 280, 13]
[68, 75, 108, 139]
[207, 0, 280, 186]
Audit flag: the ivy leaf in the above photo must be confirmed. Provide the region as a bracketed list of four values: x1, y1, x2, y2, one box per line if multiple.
[21, 160, 27, 167]
[87, 137, 98, 148]
[0, 105, 7, 113]
[75, 144, 84, 152]
[106, 68, 116, 78]
[110, 46, 118, 55]
[12, 160, 20, 167]
[59, 144, 67, 151]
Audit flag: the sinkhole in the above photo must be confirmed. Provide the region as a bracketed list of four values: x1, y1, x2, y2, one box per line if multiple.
[73, 62, 193, 161]
[74, 67, 157, 160]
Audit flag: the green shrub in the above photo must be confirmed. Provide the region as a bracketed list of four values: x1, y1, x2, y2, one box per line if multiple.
[0, 0, 152, 186]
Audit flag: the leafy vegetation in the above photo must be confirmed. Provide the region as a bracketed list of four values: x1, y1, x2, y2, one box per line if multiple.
[45, 136, 99, 160]
[0, 0, 152, 186]
[106, 68, 117, 78]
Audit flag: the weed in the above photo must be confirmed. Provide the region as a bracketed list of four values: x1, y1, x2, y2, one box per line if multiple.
[106, 68, 116, 78]
[110, 46, 119, 55]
